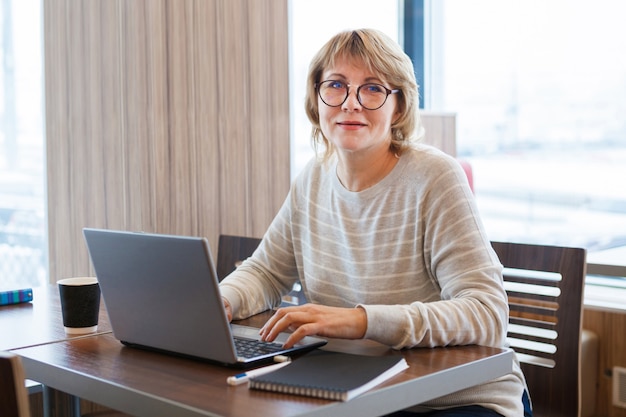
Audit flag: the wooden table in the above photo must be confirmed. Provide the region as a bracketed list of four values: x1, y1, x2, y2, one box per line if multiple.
[13, 313, 512, 417]
[1, 284, 112, 416]
[0, 285, 112, 351]
[5, 286, 514, 417]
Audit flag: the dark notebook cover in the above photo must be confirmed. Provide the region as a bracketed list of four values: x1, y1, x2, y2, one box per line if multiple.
[248, 350, 409, 401]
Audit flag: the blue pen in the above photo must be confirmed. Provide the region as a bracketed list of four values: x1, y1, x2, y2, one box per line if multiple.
[227, 360, 291, 386]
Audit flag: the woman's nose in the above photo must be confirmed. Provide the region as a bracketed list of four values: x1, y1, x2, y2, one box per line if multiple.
[341, 88, 362, 111]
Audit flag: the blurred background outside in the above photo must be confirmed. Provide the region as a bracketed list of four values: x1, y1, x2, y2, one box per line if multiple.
[1, 0, 625, 290]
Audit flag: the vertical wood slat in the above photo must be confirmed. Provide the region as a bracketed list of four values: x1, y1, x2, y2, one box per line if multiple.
[121, 0, 155, 232]
[248, 1, 290, 234]
[166, 0, 196, 235]
[215, 0, 251, 236]
[43, 0, 67, 279]
[44, 0, 290, 281]
[192, 0, 221, 242]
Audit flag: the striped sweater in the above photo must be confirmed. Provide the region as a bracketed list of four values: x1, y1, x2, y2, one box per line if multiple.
[220, 144, 528, 415]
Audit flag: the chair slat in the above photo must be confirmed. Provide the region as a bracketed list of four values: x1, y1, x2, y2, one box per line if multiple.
[503, 274, 561, 287]
[509, 316, 557, 331]
[508, 302, 557, 319]
[505, 290, 557, 304]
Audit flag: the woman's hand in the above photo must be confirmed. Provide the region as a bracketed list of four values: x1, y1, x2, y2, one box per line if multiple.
[259, 303, 367, 348]
[222, 297, 233, 322]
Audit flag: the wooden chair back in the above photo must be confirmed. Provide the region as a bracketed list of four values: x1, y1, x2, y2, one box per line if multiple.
[216, 235, 306, 305]
[0, 351, 31, 417]
[216, 235, 262, 281]
[491, 241, 586, 417]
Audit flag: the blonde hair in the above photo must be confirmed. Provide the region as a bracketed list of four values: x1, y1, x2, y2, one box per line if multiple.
[305, 29, 423, 161]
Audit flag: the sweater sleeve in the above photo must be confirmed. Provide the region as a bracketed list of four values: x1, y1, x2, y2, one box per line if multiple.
[360, 153, 508, 350]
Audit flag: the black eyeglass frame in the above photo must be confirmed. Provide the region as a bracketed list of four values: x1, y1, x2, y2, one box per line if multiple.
[315, 80, 401, 110]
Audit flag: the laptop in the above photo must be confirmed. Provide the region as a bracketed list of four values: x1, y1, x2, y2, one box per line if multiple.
[82, 228, 326, 368]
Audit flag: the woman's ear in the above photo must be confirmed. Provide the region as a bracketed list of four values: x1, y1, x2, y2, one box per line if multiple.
[392, 111, 402, 125]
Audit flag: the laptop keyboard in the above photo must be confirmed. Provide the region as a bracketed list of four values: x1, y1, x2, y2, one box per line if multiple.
[234, 337, 284, 359]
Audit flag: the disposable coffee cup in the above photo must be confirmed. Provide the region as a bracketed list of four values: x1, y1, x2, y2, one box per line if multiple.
[58, 277, 101, 334]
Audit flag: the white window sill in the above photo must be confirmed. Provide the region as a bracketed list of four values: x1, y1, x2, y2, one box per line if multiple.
[585, 247, 626, 313]
[584, 279, 626, 314]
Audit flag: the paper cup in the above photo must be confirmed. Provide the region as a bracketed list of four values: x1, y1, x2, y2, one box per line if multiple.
[58, 277, 101, 334]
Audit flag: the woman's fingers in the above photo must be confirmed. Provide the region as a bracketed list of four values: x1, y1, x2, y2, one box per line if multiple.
[260, 304, 367, 348]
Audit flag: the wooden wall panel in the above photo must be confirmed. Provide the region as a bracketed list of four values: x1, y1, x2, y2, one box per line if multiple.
[44, 0, 290, 282]
[421, 112, 457, 156]
[248, 0, 290, 233]
[191, 0, 221, 241]
[584, 308, 626, 417]
[215, 0, 252, 235]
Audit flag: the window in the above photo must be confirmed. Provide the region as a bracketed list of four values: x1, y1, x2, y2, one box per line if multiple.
[290, 0, 626, 307]
[0, 0, 47, 290]
[420, 0, 626, 286]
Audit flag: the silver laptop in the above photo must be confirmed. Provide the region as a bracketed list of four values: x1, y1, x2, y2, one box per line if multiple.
[82, 228, 326, 368]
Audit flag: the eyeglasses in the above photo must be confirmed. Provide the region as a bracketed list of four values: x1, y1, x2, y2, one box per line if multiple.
[315, 80, 400, 110]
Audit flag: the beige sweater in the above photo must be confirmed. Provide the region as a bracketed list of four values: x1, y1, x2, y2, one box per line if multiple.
[220, 144, 528, 416]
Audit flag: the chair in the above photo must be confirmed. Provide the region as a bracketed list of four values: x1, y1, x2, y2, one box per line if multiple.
[216, 234, 262, 281]
[491, 241, 586, 417]
[0, 351, 31, 417]
[1, 347, 127, 417]
[216, 234, 306, 305]
[457, 159, 474, 193]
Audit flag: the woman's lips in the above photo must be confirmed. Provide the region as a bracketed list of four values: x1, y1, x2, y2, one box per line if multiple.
[338, 121, 366, 129]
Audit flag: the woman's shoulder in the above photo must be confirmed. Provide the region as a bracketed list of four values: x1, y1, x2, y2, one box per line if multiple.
[404, 143, 459, 171]
[400, 144, 472, 192]
[291, 156, 334, 192]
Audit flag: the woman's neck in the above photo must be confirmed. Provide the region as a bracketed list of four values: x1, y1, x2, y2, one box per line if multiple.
[336, 149, 399, 192]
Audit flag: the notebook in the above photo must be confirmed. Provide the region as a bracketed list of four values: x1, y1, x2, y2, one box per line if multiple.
[82, 228, 327, 368]
[248, 350, 409, 401]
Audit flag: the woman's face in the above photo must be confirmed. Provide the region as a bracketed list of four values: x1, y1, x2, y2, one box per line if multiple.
[318, 57, 399, 157]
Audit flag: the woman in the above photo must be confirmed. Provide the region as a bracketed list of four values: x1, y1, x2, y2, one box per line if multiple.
[220, 29, 530, 416]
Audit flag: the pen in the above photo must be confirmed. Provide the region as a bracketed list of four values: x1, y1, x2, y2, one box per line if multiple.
[227, 360, 291, 386]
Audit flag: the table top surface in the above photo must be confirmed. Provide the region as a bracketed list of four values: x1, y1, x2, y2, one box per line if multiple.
[5, 285, 514, 417]
[16, 332, 512, 417]
[15, 313, 513, 417]
[0, 285, 112, 351]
